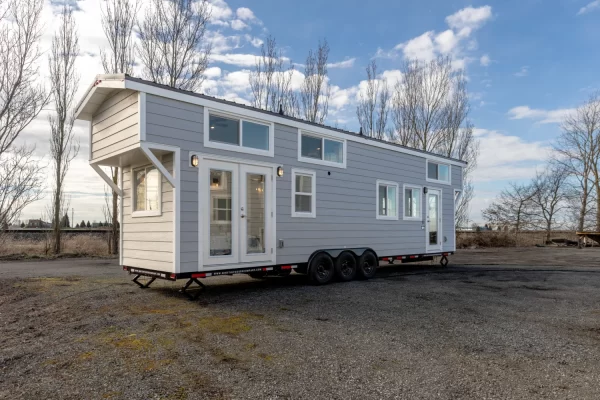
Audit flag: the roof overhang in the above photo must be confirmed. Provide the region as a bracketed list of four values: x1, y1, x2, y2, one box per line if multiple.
[74, 74, 128, 121]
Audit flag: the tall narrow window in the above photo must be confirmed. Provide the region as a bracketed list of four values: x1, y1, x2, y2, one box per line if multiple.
[133, 166, 161, 216]
[376, 180, 398, 220]
[404, 185, 422, 220]
[292, 169, 316, 218]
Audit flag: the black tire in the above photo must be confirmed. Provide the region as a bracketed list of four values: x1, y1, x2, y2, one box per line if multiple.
[357, 250, 378, 279]
[248, 272, 268, 279]
[309, 253, 335, 285]
[335, 251, 357, 281]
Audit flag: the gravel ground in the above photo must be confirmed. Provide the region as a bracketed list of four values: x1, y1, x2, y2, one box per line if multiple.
[1, 248, 600, 399]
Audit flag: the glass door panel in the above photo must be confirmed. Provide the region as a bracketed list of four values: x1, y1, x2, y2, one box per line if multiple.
[240, 165, 271, 263]
[426, 189, 442, 252]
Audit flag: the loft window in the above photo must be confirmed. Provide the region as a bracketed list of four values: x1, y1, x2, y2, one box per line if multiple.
[299, 131, 345, 167]
[205, 110, 273, 156]
[426, 161, 450, 184]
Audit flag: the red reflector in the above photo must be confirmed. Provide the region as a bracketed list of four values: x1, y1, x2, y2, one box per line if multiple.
[442, 253, 449, 256]
[123, 266, 127, 271]
[396, 257, 403, 260]
[410, 255, 417, 259]
[170, 274, 176, 279]
[281, 265, 292, 270]
[192, 273, 206, 278]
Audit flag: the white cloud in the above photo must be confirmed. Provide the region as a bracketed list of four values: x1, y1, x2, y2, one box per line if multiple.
[480, 54, 491, 66]
[203, 66, 222, 78]
[207, 0, 233, 22]
[446, 5, 493, 35]
[210, 53, 259, 66]
[236, 7, 257, 21]
[387, 6, 492, 65]
[578, 0, 600, 15]
[435, 30, 458, 54]
[230, 19, 248, 30]
[507, 106, 575, 124]
[381, 69, 403, 86]
[245, 35, 263, 47]
[514, 66, 528, 77]
[472, 128, 550, 182]
[327, 58, 356, 69]
[396, 31, 436, 61]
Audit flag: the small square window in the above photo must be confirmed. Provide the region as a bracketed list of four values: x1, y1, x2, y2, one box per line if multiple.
[301, 135, 322, 160]
[376, 180, 398, 220]
[242, 120, 269, 150]
[427, 161, 451, 184]
[209, 114, 239, 145]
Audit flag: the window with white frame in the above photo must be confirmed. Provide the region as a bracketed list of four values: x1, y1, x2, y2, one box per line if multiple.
[292, 169, 316, 218]
[299, 131, 345, 167]
[427, 161, 450, 184]
[133, 166, 161, 215]
[404, 185, 422, 220]
[205, 110, 273, 156]
[376, 180, 398, 220]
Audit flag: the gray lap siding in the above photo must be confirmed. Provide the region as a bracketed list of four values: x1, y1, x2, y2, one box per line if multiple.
[144, 94, 462, 273]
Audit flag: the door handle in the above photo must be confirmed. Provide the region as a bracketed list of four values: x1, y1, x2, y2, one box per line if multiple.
[241, 214, 246, 219]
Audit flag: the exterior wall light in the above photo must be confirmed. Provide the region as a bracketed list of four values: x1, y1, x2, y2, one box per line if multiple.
[277, 166, 284, 177]
[191, 154, 199, 167]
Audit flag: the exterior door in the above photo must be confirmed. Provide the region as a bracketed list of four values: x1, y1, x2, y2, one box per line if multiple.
[240, 165, 272, 263]
[202, 160, 273, 267]
[426, 189, 442, 252]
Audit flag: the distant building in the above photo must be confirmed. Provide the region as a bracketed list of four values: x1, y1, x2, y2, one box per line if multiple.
[27, 219, 52, 228]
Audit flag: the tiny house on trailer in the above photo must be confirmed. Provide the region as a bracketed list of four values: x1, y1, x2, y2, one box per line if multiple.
[75, 74, 465, 296]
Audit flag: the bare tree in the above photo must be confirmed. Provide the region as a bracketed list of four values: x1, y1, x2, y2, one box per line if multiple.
[531, 166, 570, 243]
[0, 0, 48, 228]
[137, 0, 212, 92]
[555, 93, 600, 234]
[100, 0, 138, 255]
[482, 182, 538, 236]
[48, 4, 80, 254]
[100, 0, 139, 75]
[300, 39, 330, 124]
[391, 56, 479, 226]
[356, 60, 390, 140]
[249, 35, 298, 116]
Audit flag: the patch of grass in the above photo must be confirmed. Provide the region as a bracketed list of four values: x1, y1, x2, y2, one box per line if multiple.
[198, 314, 257, 336]
[210, 348, 241, 364]
[102, 392, 122, 399]
[244, 343, 257, 350]
[163, 387, 188, 400]
[257, 353, 274, 361]
[78, 351, 94, 361]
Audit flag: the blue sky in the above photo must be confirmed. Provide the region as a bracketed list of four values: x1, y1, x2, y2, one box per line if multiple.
[16, 0, 600, 224]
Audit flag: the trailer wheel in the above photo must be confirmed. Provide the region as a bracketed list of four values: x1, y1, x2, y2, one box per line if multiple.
[357, 250, 378, 279]
[309, 253, 335, 285]
[335, 251, 357, 281]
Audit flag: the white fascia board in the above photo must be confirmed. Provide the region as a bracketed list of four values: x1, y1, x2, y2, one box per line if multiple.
[74, 78, 127, 121]
[123, 79, 467, 168]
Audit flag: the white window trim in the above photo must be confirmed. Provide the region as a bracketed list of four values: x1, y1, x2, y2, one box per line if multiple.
[297, 129, 347, 169]
[131, 164, 163, 218]
[376, 180, 399, 221]
[203, 108, 275, 157]
[426, 160, 451, 185]
[291, 168, 316, 218]
[403, 184, 423, 221]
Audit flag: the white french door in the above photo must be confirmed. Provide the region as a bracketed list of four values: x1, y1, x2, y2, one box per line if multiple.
[426, 189, 443, 252]
[202, 160, 274, 267]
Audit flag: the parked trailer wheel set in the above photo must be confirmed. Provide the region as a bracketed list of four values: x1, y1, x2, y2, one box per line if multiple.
[125, 250, 453, 299]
